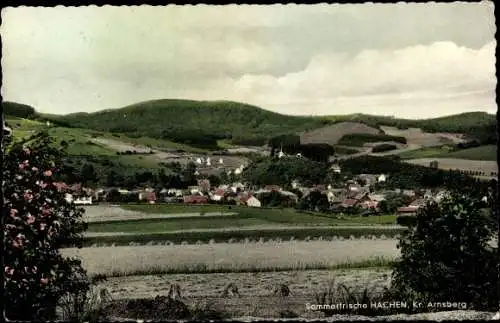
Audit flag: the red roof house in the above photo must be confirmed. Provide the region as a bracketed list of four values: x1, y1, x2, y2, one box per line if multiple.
[341, 199, 359, 208]
[147, 192, 156, 204]
[264, 185, 281, 192]
[184, 195, 209, 204]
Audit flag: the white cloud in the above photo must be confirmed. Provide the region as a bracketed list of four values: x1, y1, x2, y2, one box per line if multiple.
[1, 4, 496, 118]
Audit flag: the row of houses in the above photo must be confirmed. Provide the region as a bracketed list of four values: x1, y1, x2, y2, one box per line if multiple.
[53, 173, 468, 215]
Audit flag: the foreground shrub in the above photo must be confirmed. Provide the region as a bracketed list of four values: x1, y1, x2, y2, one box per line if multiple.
[389, 192, 498, 311]
[3, 132, 90, 320]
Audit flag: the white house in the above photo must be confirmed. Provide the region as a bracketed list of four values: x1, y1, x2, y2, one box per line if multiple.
[206, 157, 211, 166]
[246, 196, 262, 208]
[74, 196, 93, 205]
[326, 191, 336, 203]
[278, 146, 286, 159]
[167, 188, 184, 197]
[234, 168, 242, 175]
[377, 174, 387, 182]
[64, 193, 73, 204]
[291, 180, 300, 189]
[331, 165, 341, 173]
[196, 158, 202, 164]
[219, 158, 224, 164]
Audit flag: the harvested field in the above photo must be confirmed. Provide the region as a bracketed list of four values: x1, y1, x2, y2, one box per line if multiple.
[83, 205, 237, 223]
[405, 158, 498, 174]
[300, 122, 380, 146]
[62, 240, 399, 277]
[97, 268, 392, 319]
[380, 126, 465, 147]
[82, 226, 405, 246]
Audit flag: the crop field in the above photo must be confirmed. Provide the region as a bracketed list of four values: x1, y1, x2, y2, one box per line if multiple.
[300, 122, 380, 146]
[398, 145, 496, 161]
[380, 126, 465, 147]
[62, 240, 399, 277]
[85, 205, 398, 231]
[82, 226, 404, 247]
[405, 158, 498, 175]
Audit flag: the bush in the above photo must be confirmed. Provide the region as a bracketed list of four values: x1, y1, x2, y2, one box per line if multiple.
[396, 215, 417, 227]
[372, 143, 397, 153]
[3, 132, 90, 320]
[389, 192, 498, 311]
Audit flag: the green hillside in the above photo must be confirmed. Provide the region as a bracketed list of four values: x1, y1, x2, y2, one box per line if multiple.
[5, 99, 495, 150]
[46, 99, 329, 148]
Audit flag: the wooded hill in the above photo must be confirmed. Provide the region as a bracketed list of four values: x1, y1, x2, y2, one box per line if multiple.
[3, 100, 496, 148]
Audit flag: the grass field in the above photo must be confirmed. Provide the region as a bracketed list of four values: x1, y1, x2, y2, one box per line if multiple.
[398, 145, 496, 161]
[62, 240, 399, 277]
[93, 205, 398, 230]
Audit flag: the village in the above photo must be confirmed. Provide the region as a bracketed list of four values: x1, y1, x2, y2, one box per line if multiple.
[58, 161, 456, 217]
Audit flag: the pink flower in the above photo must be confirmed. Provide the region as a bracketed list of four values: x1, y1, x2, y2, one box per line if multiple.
[23, 148, 30, 155]
[23, 192, 33, 202]
[10, 208, 18, 218]
[18, 163, 25, 170]
[5, 224, 16, 230]
[36, 180, 48, 188]
[12, 240, 22, 248]
[43, 170, 52, 177]
[42, 207, 52, 217]
[5, 266, 14, 275]
[40, 277, 49, 285]
[26, 214, 35, 224]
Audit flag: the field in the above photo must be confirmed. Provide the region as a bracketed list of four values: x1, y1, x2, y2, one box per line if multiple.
[84, 205, 398, 229]
[300, 122, 380, 146]
[405, 158, 498, 176]
[62, 240, 399, 277]
[94, 268, 394, 319]
[380, 126, 465, 147]
[397, 145, 496, 161]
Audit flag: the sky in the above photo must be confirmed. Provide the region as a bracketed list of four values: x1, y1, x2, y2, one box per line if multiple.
[1, 3, 497, 119]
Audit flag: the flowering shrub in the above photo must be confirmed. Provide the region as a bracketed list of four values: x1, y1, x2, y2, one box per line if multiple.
[3, 132, 89, 320]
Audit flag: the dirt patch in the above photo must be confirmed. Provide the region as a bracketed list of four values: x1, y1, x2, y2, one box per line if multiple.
[301, 122, 380, 146]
